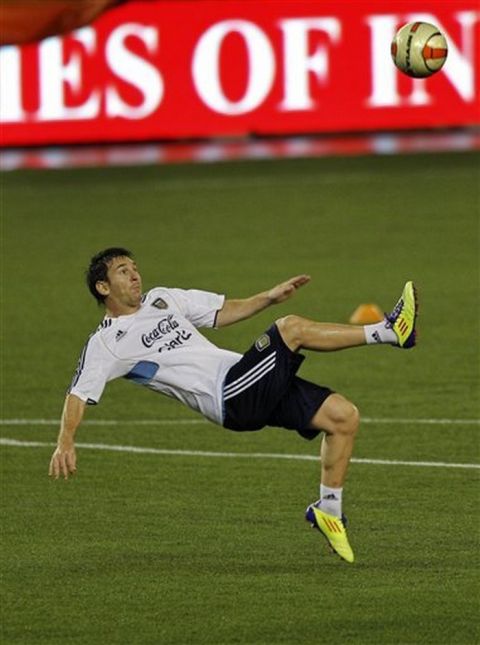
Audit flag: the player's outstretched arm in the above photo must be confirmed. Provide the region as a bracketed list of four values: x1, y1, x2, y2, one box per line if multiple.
[49, 394, 86, 480]
[216, 275, 311, 327]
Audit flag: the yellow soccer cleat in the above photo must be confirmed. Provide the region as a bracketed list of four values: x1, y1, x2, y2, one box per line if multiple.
[386, 281, 418, 349]
[305, 503, 355, 563]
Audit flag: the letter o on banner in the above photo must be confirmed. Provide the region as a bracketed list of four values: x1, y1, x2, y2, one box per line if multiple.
[192, 20, 275, 115]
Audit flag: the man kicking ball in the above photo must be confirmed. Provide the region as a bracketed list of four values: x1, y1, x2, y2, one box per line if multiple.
[49, 247, 418, 563]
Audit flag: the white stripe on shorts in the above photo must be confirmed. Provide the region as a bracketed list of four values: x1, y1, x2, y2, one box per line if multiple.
[224, 360, 277, 400]
[224, 352, 276, 400]
[224, 352, 276, 394]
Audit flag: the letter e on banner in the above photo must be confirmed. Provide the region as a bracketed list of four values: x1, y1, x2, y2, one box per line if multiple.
[37, 28, 101, 121]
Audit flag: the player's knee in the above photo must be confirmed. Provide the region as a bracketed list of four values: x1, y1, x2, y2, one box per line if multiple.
[339, 401, 360, 436]
[326, 395, 360, 436]
[276, 314, 306, 351]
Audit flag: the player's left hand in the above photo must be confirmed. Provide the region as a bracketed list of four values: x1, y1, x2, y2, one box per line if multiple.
[268, 275, 311, 303]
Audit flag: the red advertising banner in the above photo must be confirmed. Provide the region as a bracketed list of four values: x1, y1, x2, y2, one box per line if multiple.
[0, 0, 479, 146]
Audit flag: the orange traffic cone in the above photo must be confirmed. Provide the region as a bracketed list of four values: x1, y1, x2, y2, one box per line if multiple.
[349, 303, 384, 325]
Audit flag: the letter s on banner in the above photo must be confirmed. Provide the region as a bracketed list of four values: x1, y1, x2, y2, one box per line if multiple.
[192, 20, 275, 115]
[105, 23, 163, 119]
[37, 28, 101, 121]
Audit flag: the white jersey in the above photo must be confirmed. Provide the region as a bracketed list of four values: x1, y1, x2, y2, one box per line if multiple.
[69, 287, 241, 424]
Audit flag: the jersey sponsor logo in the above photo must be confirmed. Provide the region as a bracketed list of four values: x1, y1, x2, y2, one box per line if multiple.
[157, 329, 192, 353]
[115, 329, 127, 342]
[152, 297, 168, 310]
[141, 314, 181, 348]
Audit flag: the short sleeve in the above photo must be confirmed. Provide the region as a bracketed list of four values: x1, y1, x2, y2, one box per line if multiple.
[160, 288, 225, 328]
[68, 334, 110, 405]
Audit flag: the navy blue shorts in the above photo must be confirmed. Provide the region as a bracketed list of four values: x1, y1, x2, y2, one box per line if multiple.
[222, 324, 333, 440]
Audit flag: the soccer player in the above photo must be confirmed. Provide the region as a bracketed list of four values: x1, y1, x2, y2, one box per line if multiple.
[49, 247, 418, 563]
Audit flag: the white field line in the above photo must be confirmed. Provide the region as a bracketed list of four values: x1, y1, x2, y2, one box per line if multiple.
[1, 437, 479, 470]
[0, 417, 479, 427]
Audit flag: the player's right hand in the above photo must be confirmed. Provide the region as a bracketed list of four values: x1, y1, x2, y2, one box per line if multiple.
[49, 444, 77, 480]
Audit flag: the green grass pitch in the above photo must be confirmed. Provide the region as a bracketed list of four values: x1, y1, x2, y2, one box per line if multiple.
[1, 152, 479, 644]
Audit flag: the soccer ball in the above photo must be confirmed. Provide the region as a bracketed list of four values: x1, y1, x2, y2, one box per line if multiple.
[391, 22, 448, 78]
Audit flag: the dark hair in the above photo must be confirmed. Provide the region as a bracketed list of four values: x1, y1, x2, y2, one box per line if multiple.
[86, 247, 133, 304]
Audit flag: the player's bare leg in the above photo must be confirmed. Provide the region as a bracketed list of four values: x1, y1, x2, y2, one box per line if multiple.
[302, 394, 359, 564]
[309, 394, 360, 489]
[275, 280, 418, 352]
[276, 315, 366, 352]
[298, 393, 358, 564]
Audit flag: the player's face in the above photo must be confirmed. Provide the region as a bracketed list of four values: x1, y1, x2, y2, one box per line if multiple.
[102, 256, 143, 310]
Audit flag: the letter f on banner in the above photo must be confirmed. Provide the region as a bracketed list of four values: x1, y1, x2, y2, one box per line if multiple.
[279, 18, 342, 110]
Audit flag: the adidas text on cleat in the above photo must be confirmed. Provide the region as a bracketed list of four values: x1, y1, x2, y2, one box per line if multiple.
[305, 503, 354, 563]
[386, 281, 418, 349]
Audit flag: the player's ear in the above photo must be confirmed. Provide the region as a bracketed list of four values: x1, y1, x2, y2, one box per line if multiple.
[95, 281, 110, 298]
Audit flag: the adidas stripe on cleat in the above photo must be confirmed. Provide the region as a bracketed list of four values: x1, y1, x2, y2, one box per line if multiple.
[386, 281, 418, 349]
[305, 502, 354, 563]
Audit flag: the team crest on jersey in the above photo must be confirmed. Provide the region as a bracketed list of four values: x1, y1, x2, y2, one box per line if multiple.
[255, 334, 271, 351]
[152, 297, 168, 310]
